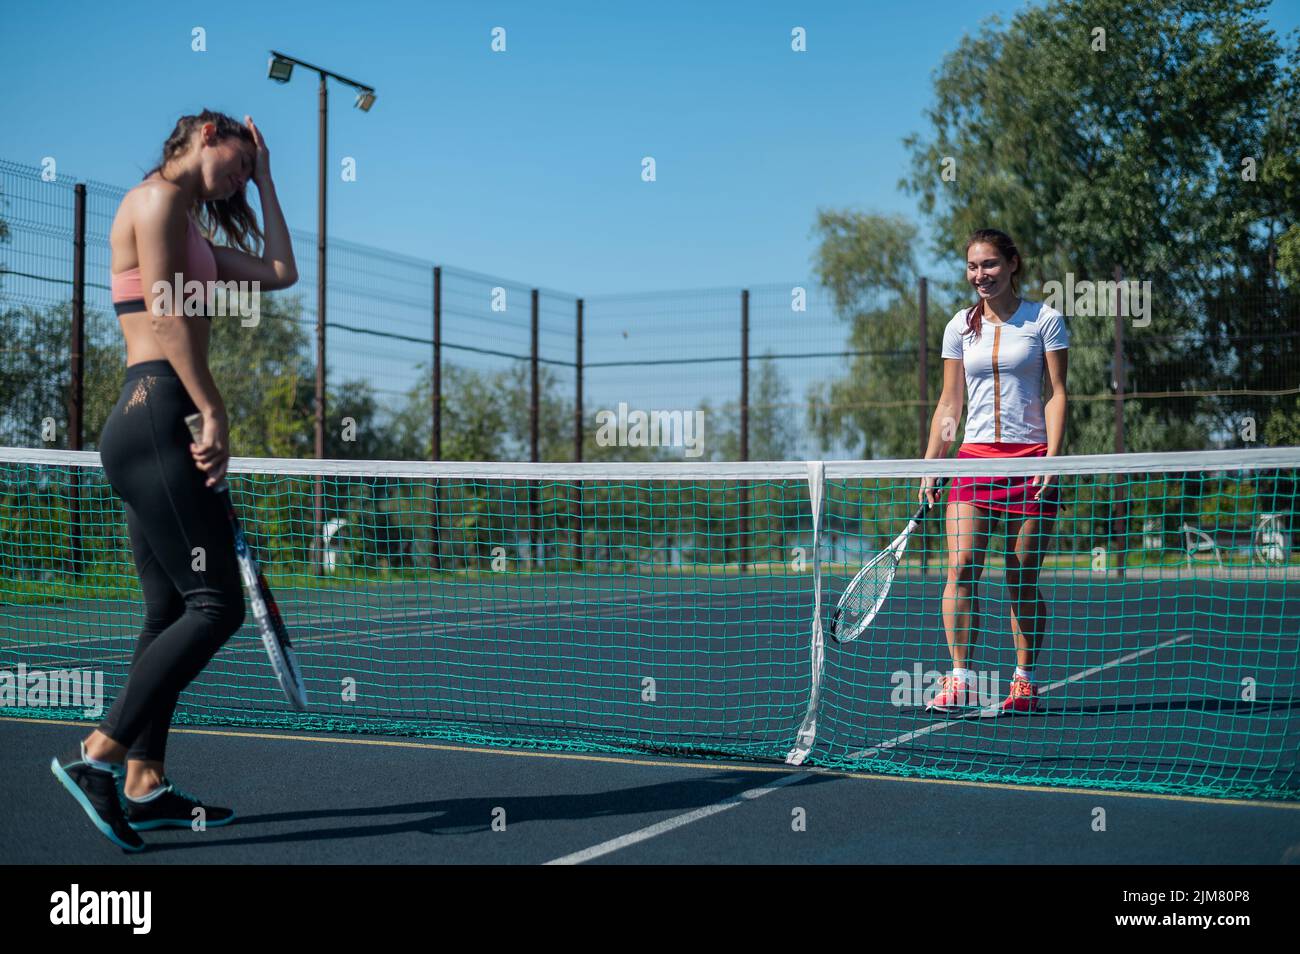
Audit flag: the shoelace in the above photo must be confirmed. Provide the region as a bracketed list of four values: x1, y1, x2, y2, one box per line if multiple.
[163, 779, 204, 806]
[939, 674, 971, 701]
[1008, 677, 1034, 699]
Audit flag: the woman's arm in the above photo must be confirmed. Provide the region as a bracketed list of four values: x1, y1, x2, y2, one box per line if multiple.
[925, 358, 966, 459]
[1042, 348, 1068, 457]
[209, 179, 297, 288]
[211, 117, 297, 289]
[919, 358, 965, 504]
[1031, 348, 1069, 499]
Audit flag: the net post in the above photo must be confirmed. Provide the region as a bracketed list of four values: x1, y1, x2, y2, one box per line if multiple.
[68, 183, 87, 575]
[740, 289, 750, 572]
[431, 265, 442, 572]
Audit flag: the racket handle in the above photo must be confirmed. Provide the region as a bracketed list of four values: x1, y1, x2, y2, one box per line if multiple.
[184, 413, 229, 492]
[920, 475, 951, 504]
[184, 412, 205, 444]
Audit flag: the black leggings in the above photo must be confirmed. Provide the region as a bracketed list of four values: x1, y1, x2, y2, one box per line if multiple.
[97, 360, 245, 762]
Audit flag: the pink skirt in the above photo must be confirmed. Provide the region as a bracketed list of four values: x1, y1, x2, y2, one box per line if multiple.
[949, 442, 1059, 517]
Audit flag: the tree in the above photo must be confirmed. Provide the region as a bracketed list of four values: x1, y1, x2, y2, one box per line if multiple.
[389, 360, 578, 462]
[206, 295, 315, 457]
[894, 0, 1298, 453]
[700, 353, 799, 461]
[807, 212, 936, 459]
[1, 304, 73, 446]
[1264, 396, 1300, 447]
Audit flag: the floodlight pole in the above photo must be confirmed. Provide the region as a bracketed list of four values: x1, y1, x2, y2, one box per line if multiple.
[267, 50, 374, 573]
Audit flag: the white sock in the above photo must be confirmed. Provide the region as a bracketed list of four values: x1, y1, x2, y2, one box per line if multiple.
[80, 741, 121, 774]
[126, 783, 167, 804]
[952, 667, 975, 684]
[1015, 666, 1035, 683]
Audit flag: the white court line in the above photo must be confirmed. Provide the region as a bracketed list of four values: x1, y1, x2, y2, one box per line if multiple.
[544, 633, 1197, 865]
[844, 633, 1194, 760]
[544, 770, 813, 865]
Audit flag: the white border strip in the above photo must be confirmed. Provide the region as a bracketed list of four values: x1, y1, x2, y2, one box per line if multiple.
[786, 461, 825, 765]
[3, 447, 1298, 480]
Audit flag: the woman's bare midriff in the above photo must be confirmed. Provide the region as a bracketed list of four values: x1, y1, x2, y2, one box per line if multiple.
[117, 311, 211, 367]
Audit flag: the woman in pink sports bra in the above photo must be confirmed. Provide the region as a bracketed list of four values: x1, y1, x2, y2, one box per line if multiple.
[50, 110, 298, 852]
[920, 229, 1070, 716]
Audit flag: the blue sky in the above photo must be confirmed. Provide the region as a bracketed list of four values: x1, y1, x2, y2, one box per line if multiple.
[7, 1, 1298, 295]
[18, 0, 1298, 296]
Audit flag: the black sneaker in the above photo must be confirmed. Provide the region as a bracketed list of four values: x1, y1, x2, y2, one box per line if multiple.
[126, 779, 236, 831]
[50, 747, 145, 853]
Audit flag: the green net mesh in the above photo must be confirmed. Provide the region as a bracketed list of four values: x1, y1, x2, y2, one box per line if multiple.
[2, 448, 1297, 799]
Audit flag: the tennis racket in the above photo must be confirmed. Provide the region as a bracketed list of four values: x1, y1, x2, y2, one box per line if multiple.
[185, 414, 308, 710]
[828, 478, 944, 644]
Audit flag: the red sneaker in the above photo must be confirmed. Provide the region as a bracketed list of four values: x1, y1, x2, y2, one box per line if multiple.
[926, 674, 978, 712]
[1000, 674, 1041, 714]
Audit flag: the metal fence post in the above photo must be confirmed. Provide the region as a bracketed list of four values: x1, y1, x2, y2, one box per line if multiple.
[69, 183, 86, 574]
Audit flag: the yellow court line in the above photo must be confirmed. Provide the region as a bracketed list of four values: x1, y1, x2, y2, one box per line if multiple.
[7, 714, 1298, 812]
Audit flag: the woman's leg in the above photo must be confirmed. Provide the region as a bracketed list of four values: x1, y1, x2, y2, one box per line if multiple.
[942, 500, 992, 669]
[1003, 513, 1055, 670]
[90, 373, 245, 777]
[92, 478, 244, 769]
[83, 504, 186, 796]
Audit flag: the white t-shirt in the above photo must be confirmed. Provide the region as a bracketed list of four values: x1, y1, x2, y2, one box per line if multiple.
[941, 300, 1069, 444]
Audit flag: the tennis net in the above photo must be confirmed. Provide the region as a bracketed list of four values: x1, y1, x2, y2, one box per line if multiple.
[2, 447, 1298, 799]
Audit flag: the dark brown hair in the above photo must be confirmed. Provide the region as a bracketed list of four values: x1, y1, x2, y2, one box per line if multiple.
[144, 109, 263, 254]
[963, 228, 1022, 339]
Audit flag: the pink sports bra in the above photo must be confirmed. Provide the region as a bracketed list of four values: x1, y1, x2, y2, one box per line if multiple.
[111, 217, 218, 318]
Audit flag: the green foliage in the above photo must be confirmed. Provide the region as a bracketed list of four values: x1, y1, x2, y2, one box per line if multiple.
[388, 359, 576, 461]
[208, 296, 315, 457]
[700, 355, 799, 461]
[0, 302, 122, 448]
[802, 0, 1300, 457]
[808, 212, 930, 458]
[1263, 395, 1300, 446]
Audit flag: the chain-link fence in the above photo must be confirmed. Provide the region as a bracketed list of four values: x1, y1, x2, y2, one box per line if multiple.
[2, 158, 1297, 463]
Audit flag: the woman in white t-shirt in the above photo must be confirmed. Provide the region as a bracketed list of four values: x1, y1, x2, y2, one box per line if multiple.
[919, 229, 1069, 714]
